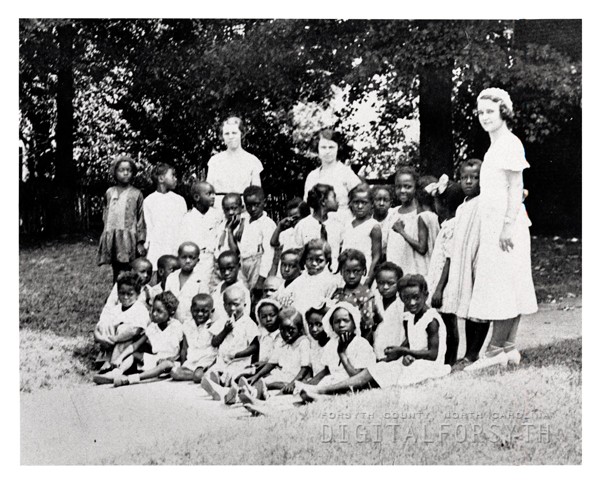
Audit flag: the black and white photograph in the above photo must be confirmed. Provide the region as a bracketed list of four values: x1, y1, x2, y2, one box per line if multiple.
[13, 3, 591, 469]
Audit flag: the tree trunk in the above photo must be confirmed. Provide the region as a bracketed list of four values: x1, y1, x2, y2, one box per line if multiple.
[419, 62, 454, 177]
[51, 22, 77, 236]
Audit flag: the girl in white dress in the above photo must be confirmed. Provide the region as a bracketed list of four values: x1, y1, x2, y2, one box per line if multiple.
[341, 183, 382, 286]
[464, 88, 538, 372]
[296, 275, 450, 401]
[387, 166, 430, 276]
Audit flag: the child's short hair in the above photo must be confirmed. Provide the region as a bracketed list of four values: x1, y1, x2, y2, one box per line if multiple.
[178, 241, 200, 256]
[286, 196, 303, 212]
[217, 249, 240, 266]
[348, 182, 373, 203]
[112, 155, 137, 179]
[131, 257, 153, 273]
[375, 261, 404, 281]
[151, 163, 174, 185]
[157, 254, 179, 271]
[243, 185, 265, 201]
[190, 180, 213, 198]
[191, 293, 214, 308]
[372, 185, 393, 198]
[306, 183, 335, 211]
[395, 165, 419, 185]
[337, 248, 367, 272]
[278, 306, 304, 333]
[222, 192, 242, 208]
[154, 290, 179, 315]
[459, 158, 483, 172]
[437, 181, 465, 214]
[399, 274, 428, 295]
[299, 239, 332, 270]
[116, 271, 143, 294]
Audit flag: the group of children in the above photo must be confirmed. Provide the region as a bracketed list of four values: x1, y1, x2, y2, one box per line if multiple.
[93, 154, 493, 412]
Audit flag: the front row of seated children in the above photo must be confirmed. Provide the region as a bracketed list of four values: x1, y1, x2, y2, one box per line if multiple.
[93, 254, 452, 413]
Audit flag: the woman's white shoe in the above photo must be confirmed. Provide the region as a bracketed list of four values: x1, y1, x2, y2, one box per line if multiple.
[464, 351, 508, 372]
[505, 349, 521, 365]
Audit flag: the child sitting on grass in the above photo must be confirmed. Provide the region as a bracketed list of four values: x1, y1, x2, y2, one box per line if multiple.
[305, 301, 375, 388]
[331, 249, 381, 342]
[103, 257, 154, 309]
[211, 250, 251, 325]
[372, 262, 405, 361]
[93, 271, 150, 377]
[170, 294, 218, 383]
[296, 275, 450, 402]
[305, 303, 332, 379]
[237, 307, 311, 402]
[200, 286, 259, 399]
[111, 291, 184, 387]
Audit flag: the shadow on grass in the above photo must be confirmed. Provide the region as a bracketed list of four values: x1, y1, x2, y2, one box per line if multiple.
[72, 340, 98, 371]
[520, 337, 581, 371]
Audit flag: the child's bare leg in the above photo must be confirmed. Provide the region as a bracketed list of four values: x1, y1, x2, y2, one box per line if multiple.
[310, 369, 377, 395]
[486, 319, 513, 356]
[138, 360, 174, 381]
[193, 368, 206, 383]
[504, 316, 521, 349]
[170, 367, 195, 381]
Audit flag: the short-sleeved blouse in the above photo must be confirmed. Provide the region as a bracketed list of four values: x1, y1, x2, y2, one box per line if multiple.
[304, 162, 361, 222]
[206, 150, 263, 207]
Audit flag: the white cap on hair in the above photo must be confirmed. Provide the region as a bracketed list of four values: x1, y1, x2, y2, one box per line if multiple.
[323, 301, 362, 339]
[477, 87, 513, 115]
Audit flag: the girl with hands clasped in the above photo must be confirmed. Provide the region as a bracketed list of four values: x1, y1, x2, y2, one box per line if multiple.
[464, 88, 537, 372]
[98, 156, 147, 283]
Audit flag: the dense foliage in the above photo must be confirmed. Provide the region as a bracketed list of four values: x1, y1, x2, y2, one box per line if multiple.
[19, 19, 581, 235]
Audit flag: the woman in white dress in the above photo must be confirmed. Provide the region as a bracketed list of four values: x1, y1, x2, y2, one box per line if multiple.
[206, 116, 263, 210]
[303, 129, 361, 224]
[464, 88, 538, 372]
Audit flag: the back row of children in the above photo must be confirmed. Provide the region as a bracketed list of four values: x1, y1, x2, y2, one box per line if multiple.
[94, 154, 487, 398]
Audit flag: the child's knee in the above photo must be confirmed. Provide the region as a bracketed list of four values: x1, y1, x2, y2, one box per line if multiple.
[193, 368, 205, 383]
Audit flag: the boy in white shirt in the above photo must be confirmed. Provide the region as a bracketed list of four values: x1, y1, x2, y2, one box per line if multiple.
[143, 163, 188, 272]
[178, 180, 223, 281]
[235, 186, 276, 297]
[165, 242, 210, 325]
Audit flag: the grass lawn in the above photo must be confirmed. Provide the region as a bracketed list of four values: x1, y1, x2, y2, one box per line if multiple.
[19, 235, 582, 464]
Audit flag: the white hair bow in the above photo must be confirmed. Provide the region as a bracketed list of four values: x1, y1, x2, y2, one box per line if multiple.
[424, 174, 449, 196]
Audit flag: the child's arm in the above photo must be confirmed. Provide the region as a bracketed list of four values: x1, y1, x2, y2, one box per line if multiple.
[402, 319, 440, 363]
[135, 191, 147, 257]
[211, 320, 234, 347]
[393, 217, 429, 255]
[431, 258, 451, 309]
[93, 325, 113, 347]
[308, 367, 330, 385]
[383, 335, 410, 361]
[365, 224, 383, 286]
[112, 326, 144, 344]
[232, 336, 259, 360]
[248, 362, 277, 385]
[281, 366, 312, 394]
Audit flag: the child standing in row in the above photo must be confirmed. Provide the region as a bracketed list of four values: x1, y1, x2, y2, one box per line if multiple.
[372, 185, 394, 260]
[236, 186, 276, 297]
[426, 181, 465, 365]
[294, 183, 344, 272]
[269, 197, 305, 276]
[341, 183, 382, 286]
[416, 179, 440, 268]
[98, 156, 147, 283]
[178, 180, 222, 281]
[273, 248, 303, 306]
[149, 255, 180, 300]
[143, 163, 187, 273]
[387, 166, 430, 276]
[165, 242, 210, 325]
